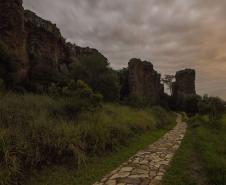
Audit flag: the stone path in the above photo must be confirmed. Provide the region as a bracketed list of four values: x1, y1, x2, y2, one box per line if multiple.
[93, 114, 187, 185]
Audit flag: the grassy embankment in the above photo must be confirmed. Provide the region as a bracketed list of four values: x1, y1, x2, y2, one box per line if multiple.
[0, 93, 176, 185]
[163, 115, 226, 185]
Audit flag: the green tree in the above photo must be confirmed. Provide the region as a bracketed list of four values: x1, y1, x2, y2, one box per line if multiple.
[161, 75, 175, 95]
[69, 54, 120, 101]
[198, 95, 226, 121]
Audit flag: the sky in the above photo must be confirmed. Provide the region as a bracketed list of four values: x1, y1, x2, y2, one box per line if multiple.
[23, 0, 226, 99]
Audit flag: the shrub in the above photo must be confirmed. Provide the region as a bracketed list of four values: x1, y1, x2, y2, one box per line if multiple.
[175, 94, 201, 115]
[125, 96, 156, 108]
[0, 93, 175, 184]
[198, 95, 226, 121]
[188, 115, 209, 128]
[50, 80, 103, 120]
[69, 55, 120, 101]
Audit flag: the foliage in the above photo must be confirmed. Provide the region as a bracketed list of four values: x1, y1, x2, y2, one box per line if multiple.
[161, 74, 175, 95]
[174, 94, 226, 117]
[0, 93, 175, 185]
[164, 115, 226, 185]
[175, 94, 201, 115]
[124, 96, 157, 108]
[198, 94, 226, 121]
[69, 54, 120, 101]
[29, 129, 172, 185]
[51, 80, 103, 120]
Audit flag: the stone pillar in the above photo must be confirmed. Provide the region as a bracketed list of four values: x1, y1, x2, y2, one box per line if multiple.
[128, 58, 163, 104]
[172, 69, 196, 97]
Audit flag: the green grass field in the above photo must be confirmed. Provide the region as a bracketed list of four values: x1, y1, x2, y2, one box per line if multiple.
[163, 115, 226, 185]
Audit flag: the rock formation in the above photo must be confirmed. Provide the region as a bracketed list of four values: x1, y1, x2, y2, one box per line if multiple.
[0, 0, 106, 85]
[0, 0, 28, 65]
[172, 69, 196, 98]
[128, 58, 164, 104]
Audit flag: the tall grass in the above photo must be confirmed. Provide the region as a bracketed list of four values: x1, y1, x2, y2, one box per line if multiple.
[0, 93, 175, 185]
[192, 115, 226, 185]
[163, 114, 226, 185]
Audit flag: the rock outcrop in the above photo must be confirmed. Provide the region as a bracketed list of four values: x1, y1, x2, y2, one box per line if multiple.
[128, 58, 164, 104]
[0, 0, 27, 65]
[0, 0, 106, 85]
[24, 10, 66, 75]
[172, 69, 196, 98]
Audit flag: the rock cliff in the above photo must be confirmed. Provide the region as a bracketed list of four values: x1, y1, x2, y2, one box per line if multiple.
[0, 0, 27, 65]
[128, 58, 164, 104]
[0, 0, 106, 85]
[172, 69, 196, 98]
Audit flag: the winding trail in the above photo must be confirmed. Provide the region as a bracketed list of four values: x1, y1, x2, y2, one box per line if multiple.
[93, 114, 187, 185]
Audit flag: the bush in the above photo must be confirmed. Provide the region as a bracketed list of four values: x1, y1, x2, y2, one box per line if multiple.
[198, 95, 226, 121]
[188, 115, 209, 128]
[50, 80, 103, 120]
[175, 95, 201, 115]
[124, 96, 157, 108]
[0, 93, 175, 184]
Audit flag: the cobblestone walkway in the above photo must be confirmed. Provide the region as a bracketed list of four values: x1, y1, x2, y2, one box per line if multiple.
[93, 114, 187, 185]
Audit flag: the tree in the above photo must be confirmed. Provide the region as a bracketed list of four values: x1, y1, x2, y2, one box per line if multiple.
[69, 54, 120, 101]
[198, 95, 226, 121]
[161, 75, 175, 95]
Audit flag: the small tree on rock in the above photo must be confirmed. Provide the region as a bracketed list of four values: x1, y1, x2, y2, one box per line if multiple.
[162, 75, 175, 95]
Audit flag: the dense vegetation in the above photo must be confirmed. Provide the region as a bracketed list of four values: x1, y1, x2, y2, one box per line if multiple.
[1, 26, 226, 185]
[163, 113, 226, 185]
[0, 91, 175, 185]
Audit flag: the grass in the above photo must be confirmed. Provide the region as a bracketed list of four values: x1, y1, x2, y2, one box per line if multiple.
[28, 129, 169, 185]
[163, 114, 226, 185]
[0, 93, 176, 185]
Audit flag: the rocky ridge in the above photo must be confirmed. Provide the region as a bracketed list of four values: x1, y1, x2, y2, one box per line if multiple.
[0, 0, 196, 101]
[0, 0, 106, 82]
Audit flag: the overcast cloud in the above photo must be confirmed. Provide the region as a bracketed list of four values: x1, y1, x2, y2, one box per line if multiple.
[23, 0, 226, 99]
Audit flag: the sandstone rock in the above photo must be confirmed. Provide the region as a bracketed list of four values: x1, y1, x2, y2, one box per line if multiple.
[24, 10, 66, 71]
[0, 0, 107, 87]
[128, 58, 164, 104]
[172, 69, 196, 98]
[0, 0, 28, 65]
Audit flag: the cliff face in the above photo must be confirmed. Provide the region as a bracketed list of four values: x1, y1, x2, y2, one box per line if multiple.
[172, 69, 196, 98]
[128, 58, 164, 104]
[0, 0, 27, 65]
[0, 0, 106, 85]
[24, 10, 66, 73]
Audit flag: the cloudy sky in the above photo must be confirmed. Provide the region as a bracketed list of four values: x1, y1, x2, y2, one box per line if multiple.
[23, 0, 226, 99]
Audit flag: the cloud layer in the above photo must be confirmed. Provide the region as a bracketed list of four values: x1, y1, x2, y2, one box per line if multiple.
[23, 0, 226, 99]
